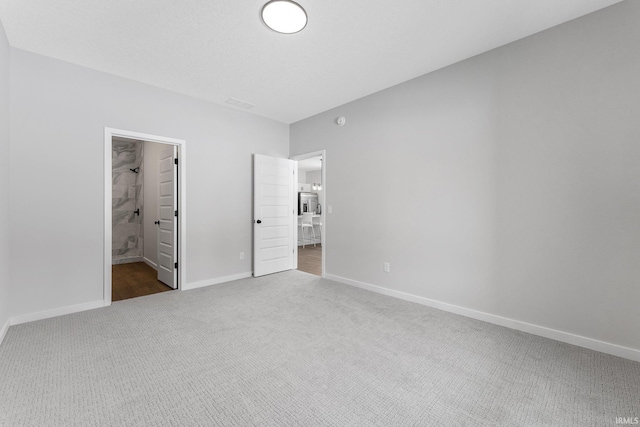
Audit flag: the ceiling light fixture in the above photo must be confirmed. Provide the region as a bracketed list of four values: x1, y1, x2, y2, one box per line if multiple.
[261, 0, 307, 34]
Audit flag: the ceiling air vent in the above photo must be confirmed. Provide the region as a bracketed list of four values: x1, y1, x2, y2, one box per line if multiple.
[225, 98, 255, 109]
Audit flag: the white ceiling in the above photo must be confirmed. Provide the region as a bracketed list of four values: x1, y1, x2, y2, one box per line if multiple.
[0, 0, 622, 124]
[298, 157, 322, 173]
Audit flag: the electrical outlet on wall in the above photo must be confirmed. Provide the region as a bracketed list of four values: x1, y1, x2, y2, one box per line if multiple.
[383, 262, 391, 273]
[240, 252, 245, 260]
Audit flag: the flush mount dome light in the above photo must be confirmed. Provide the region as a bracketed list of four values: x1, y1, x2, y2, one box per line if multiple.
[262, 0, 307, 34]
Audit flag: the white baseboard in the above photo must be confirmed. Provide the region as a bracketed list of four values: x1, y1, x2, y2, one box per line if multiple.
[143, 257, 157, 270]
[0, 317, 10, 347]
[325, 274, 640, 363]
[112, 257, 143, 265]
[10, 300, 106, 326]
[183, 272, 253, 291]
[8, 272, 251, 326]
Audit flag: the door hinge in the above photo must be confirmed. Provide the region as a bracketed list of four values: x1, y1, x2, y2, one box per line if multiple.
[174, 158, 178, 165]
[174, 262, 178, 269]
[174, 210, 178, 217]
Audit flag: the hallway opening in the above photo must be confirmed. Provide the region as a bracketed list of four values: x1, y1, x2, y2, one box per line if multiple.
[295, 153, 324, 276]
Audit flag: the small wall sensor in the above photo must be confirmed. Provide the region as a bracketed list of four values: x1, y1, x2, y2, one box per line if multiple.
[336, 116, 346, 126]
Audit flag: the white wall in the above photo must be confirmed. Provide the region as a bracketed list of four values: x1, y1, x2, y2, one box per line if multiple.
[290, 1, 640, 353]
[142, 140, 161, 268]
[305, 170, 320, 184]
[0, 20, 10, 335]
[9, 49, 288, 318]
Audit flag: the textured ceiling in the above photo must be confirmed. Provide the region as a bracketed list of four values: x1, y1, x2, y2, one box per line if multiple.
[0, 0, 623, 124]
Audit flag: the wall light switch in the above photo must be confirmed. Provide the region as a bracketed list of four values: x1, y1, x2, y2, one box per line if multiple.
[328, 205, 333, 214]
[383, 262, 391, 273]
[240, 252, 245, 260]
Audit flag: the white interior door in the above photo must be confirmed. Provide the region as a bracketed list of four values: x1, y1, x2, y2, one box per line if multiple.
[157, 145, 178, 288]
[253, 154, 297, 277]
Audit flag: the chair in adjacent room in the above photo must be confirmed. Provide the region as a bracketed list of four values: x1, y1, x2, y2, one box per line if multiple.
[300, 212, 316, 248]
[312, 215, 323, 245]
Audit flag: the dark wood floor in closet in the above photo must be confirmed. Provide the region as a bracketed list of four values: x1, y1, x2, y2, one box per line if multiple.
[112, 262, 173, 301]
[298, 244, 322, 276]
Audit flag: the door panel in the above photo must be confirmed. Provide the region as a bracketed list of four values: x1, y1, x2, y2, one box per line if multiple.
[253, 154, 296, 277]
[157, 145, 177, 288]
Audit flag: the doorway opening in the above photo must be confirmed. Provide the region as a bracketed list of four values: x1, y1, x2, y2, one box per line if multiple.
[104, 128, 187, 306]
[292, 151, 325, 277]
[111, 138, 175, 301]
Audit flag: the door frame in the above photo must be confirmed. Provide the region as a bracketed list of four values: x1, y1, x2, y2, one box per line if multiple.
[103, 127, 187, 306]
[291, 149, 326, 278]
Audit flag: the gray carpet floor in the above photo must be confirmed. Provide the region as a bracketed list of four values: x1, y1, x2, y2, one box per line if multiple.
[1, 270, 638, 426]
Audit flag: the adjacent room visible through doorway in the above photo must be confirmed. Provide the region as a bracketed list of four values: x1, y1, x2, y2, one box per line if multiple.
[112, 262, 172, 301]
[297, 245, 322, 276]
[111, 136, 178, 301]
[296, 154, 324, 276]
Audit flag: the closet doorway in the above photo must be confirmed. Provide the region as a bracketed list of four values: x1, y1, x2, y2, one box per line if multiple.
[104, 128, 186, 305]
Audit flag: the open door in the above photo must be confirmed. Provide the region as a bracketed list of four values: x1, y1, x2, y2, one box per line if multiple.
[253, 154, 297, 277]
[157, 145, 178, 288]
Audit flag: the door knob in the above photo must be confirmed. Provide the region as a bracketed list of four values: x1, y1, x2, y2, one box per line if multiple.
[256, 220, 262, 224]
[154, 220, 160, 225]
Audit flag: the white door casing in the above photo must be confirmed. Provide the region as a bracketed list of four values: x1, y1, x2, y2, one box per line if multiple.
[104, 127, 186, 306]
[253, 154, 297, 277]
[157, 145, 178, 288]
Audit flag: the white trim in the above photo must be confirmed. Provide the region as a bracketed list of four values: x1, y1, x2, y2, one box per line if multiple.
[183, 272, 253, 291]
[10, 300, 105, 326]
[104, 127, 187, 306]
[293, 161, 298, 271]
[291, 149, 326, 278]
[325, 274, 640, 362]
[0, 318, 10, 346]
[143, 257, 158, 270]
